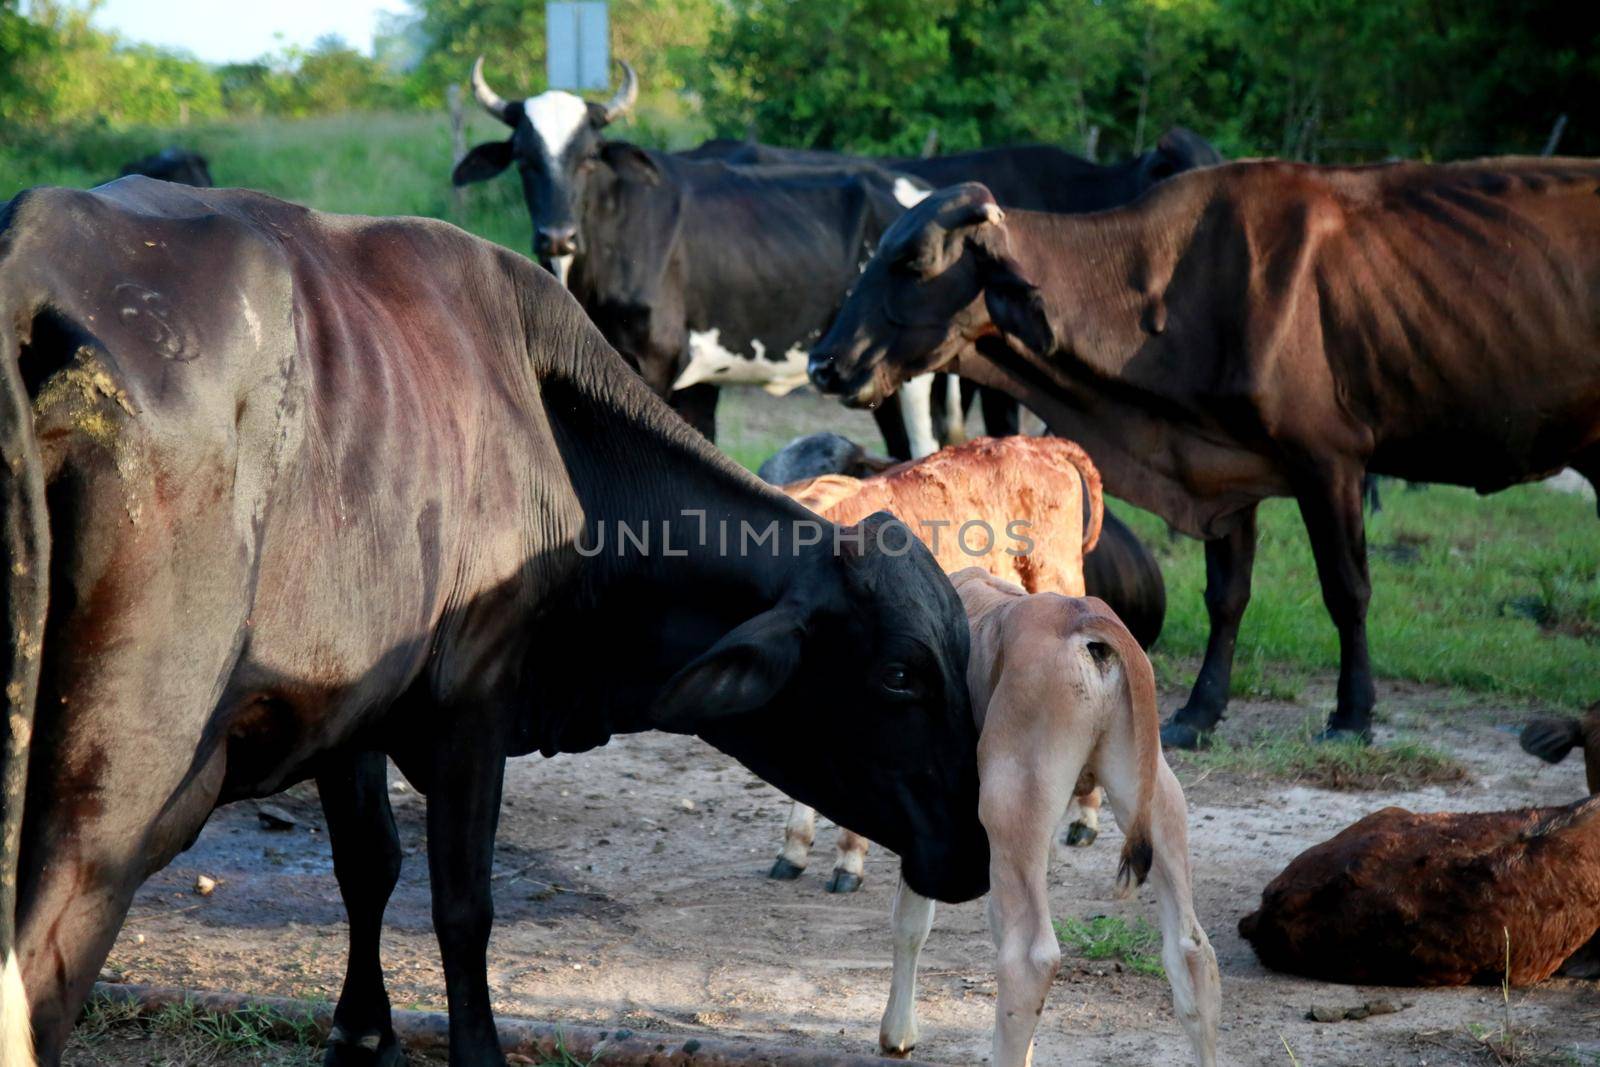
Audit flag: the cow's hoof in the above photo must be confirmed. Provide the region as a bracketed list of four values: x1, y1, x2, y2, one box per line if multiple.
[1315, 724, 1373, 746]
[768, 856, 807, 881]
[1160, 718, 1213, 750]
[1064, 821, 1098, 848]
[323, 1027, 405, 1067]
[826, 870, 863, 894]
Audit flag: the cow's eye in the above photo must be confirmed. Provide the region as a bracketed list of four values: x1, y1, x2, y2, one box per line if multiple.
[879, 664, 918, 697]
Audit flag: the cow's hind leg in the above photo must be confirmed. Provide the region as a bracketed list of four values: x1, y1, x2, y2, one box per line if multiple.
[319, 751, 405, 1067]
[1293, 466, 1375, 741]
[878, 876, 935, 1055]
[1099, 763, 1220, 1066]
[826, 829, 870, 893]
[1163, 507, 1257, 749]
[770, 801, 815, 880]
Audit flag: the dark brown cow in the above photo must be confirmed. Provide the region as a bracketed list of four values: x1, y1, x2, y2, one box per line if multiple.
[1239, 796, 1600, 986]
[809, 162, 1600, 746]
[0, 178, 989, 1067]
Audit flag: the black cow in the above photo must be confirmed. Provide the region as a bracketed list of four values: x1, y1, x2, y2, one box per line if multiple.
[688, 128, 1223, 213]
[809, 169, 1600, 747]
[0, 178, 989, 1066]
[452, 60, 937, 452]
[116, 147, 213, 187]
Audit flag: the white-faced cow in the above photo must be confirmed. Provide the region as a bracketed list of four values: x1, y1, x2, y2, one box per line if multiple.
[810, 163, 1600, 748]
[451, 59, 941, 457]
[0, 178, 990, 1067]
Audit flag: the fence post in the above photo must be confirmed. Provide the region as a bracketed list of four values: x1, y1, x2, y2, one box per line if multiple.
[1084, 125, 1100, 162]
[448, 83, 467, 222]
[1542, 114, 1569, 157]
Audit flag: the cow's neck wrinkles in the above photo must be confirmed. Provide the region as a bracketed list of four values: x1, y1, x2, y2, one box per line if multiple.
[998, 197, 1196, 376]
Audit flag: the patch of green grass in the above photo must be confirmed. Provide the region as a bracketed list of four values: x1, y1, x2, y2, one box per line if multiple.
[1170, 713, 1468, 789]
[1118, 484, 1599, 712]
[1054, 914, 1165, 977]
[74, 991, 321, 1064]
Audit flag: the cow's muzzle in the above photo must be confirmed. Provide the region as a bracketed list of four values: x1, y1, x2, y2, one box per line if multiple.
[535, 226, 579, 258]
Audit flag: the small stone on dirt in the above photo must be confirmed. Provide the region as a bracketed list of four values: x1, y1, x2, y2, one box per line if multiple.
[1308, 999, 1405, 1022]
[194, 875, 217, 896]
[255, 804, 297, 830]
[678, 797, 696, 811]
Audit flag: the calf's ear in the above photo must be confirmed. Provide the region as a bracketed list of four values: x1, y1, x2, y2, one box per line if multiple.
[653, 604, 807, 728]
[983, 260, 1055, 355]
[453, 141, 514, 186]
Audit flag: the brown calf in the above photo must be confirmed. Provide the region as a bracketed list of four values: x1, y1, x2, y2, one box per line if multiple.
[771, 436, 1107, 891]
[875, 569, 1218, 1066]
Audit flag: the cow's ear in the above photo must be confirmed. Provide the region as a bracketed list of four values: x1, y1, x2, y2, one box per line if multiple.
[653, 603, 806, 727]
[599, 142, 661, 185]
[453, 141, 514, 186]
[983, 259, 1055, 355]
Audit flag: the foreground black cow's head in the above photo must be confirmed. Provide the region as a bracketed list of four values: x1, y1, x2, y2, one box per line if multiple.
[810, 182, 1046, 406]
[651, 511, 989, 904]
[452, 57, 643, 285]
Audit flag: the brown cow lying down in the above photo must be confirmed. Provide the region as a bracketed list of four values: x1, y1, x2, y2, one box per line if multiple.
[772, 436, 1108, 891]
[878, 569, 1219, 1066]
[1239, 795, 1600, 985]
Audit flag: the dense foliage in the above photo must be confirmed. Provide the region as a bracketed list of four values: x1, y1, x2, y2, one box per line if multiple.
[0, 0, 1595, 163]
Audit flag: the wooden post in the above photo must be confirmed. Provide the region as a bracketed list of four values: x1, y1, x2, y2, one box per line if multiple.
[920, 127, 939, 159]
[1542, 114, 1569, 157]
[1084, 125, 1100, 163]
[448, 83, 467, 221]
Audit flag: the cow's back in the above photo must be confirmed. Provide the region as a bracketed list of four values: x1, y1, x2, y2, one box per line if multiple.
[1219, 159, 1600, 489]
[784, 437, 1094, 595]
[1, 180, 589, 791]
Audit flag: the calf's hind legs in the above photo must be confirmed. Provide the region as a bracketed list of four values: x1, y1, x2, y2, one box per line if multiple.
[318, 750, 405, 1067]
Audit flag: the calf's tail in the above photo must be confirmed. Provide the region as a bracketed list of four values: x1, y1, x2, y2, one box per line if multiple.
[1075, 610, 1157, 896]
[0, 309, 47, 1067]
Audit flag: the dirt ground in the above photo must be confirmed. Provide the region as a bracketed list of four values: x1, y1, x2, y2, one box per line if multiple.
[65, 675, 1600, 1067]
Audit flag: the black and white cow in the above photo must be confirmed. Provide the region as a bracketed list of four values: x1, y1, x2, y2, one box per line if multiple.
[452, 59, 947, 456]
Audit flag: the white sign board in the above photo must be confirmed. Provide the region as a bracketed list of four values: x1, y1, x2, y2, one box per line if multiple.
[546, 2, 610, 91]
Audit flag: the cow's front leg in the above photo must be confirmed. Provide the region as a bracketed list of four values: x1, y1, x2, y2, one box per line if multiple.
[1294, 467, 1375, 741]
[827, 829, 870, 893]
[1163, 507, 1258, 749]
[770, 801, 816, 880]
[878, 876, 935, 1055]
[424, 708, 509, 1066]
[1062, 786, 1101, 848]
[318, 751, 405, 1067]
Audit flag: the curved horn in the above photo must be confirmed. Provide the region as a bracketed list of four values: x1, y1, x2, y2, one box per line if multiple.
[599, 60, 638, 125]
[471, 56, 516, 125]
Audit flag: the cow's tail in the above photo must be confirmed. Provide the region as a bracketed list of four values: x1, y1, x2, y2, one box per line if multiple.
[1075, 610, 1157, 898]
[0, 308, 46, 1067]
[1052, 439, 1103, 555]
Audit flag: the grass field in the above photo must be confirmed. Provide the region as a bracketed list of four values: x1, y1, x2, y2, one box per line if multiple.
[1113, 481, 1598, 713]
[5, 112, 1596, 716]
